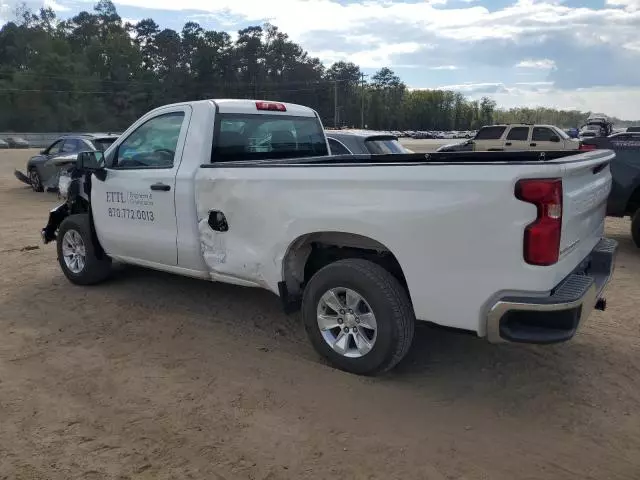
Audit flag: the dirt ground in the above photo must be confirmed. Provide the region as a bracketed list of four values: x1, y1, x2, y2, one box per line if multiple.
[1, 149, 639, 480]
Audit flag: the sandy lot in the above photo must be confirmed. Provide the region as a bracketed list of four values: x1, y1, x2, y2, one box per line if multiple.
[1, 149, 639, 480]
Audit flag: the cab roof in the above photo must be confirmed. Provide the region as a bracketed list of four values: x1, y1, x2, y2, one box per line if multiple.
[213, 99, 318, 117]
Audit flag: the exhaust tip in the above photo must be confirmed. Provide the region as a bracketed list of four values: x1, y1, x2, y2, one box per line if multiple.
[595, 298, 607, 311]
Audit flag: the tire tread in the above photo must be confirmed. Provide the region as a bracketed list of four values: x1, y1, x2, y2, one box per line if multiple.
[303, 258, 415, 375]
[57, 214, 111, 285]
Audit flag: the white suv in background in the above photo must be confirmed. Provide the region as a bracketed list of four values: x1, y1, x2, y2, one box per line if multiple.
[470, 124, 581, 152]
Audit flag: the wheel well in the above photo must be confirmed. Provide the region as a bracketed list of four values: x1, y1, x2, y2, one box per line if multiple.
[281, 232, 408, 310]
[626, 185, 640, 216]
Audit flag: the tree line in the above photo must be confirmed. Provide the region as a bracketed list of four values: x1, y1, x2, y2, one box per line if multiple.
[0, 1, 634, 133]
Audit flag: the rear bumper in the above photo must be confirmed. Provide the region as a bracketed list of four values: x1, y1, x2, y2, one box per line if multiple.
[486, 238, 617, 344]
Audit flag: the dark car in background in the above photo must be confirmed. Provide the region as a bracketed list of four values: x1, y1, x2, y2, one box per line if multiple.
[14, 133, 118, 192]
[325, 130, 413, 155]
[581, 131, 640, 246]
[0, 139, 8, 149]
[5, 136, 29, 148]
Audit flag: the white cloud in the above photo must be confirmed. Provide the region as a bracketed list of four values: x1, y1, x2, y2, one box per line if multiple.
[430, 65, 459, 70]
[121, 17, 141, 25]
[516, 59, 556, 69]
[308, 42, 422, 68]
[44, 0, 70, 12]
[0, 0, 12, 24]
[430, 82, 640, 119]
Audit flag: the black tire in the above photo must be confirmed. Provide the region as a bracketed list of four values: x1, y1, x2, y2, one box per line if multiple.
[29, 168, 44, 192]
[56, 214, 111, 285]
[302, 258, 415, 375]
[632, 210, 640, 248]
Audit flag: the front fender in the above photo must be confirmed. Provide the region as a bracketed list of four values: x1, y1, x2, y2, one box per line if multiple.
[41, 203, 69, 244]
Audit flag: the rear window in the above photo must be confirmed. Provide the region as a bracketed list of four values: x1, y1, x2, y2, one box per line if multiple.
[92, 138, 117, 151]
[506, 127, 529, 141]
[212, 114, 328, 162]
[475, 126, 506, 140]
[364, 137, 409, 154]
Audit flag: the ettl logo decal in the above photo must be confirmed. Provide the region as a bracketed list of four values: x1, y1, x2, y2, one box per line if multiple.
[106, 192, 126, 203]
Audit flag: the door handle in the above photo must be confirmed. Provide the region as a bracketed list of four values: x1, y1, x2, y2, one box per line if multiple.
[505, 142, 512, 146]
[530, 143, 537, 147]
[150, 183, 171, 191]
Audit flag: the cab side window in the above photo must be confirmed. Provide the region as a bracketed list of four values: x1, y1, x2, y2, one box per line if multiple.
[114, 112, 185, 169]
[506, 127, 529, 141]
[475, 126, 506, 140]
[532, 127, 555, 142]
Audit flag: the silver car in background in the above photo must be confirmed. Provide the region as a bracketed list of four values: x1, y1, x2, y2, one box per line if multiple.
[325, 130, 413, 155]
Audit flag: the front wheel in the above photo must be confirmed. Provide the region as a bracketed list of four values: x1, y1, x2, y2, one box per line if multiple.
[29, 168, 44, 192]
[632, 210, 640, 248]
[302, 259, 415, 375]
[56, 214, 111, 285]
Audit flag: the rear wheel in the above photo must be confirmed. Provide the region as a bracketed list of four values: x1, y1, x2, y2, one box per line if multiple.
[29, 168, 43, 192]
[57, 214, 111, 285]
[302, 259, 415, 375]
[631, 210, 640, 248]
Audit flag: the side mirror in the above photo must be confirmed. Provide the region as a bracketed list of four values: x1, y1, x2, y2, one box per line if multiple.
[76, 151, 107, 181]
[550, 135, 560, 143]
[40, 149, 46, 154]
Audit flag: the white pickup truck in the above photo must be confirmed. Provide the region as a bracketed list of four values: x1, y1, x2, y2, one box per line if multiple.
[41, 99, 617, 375]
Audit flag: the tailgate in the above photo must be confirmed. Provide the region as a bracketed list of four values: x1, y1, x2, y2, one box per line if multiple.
[557, 151, 614, 258]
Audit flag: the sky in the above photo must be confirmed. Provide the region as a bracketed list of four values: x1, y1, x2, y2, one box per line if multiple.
[2, 0, 640, 119]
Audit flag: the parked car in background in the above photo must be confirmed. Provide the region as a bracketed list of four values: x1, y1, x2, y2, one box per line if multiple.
[436, 139, 475, 152]
[581, 131, 640, 246]
[326, 130, 413, 155]
[0, 139, 8, 149]
[14, 133, 119, 192]
[627, 126, 640, 133]
[438, 124, 580, 152]
[579, 115, 613, 139]
[5, 136, 29, 148]
[565, 127, 579, 138]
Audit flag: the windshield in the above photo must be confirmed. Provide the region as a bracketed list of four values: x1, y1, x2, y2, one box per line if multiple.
[92, 138, 117, 151]
[364, 137, 409, 154]
[213, 114, 328, 162]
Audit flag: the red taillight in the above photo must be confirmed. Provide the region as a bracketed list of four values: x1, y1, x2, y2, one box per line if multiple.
[579, 142, 596, 151]
[515, 179, 563, 266]
[256, 101, 286, 112]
